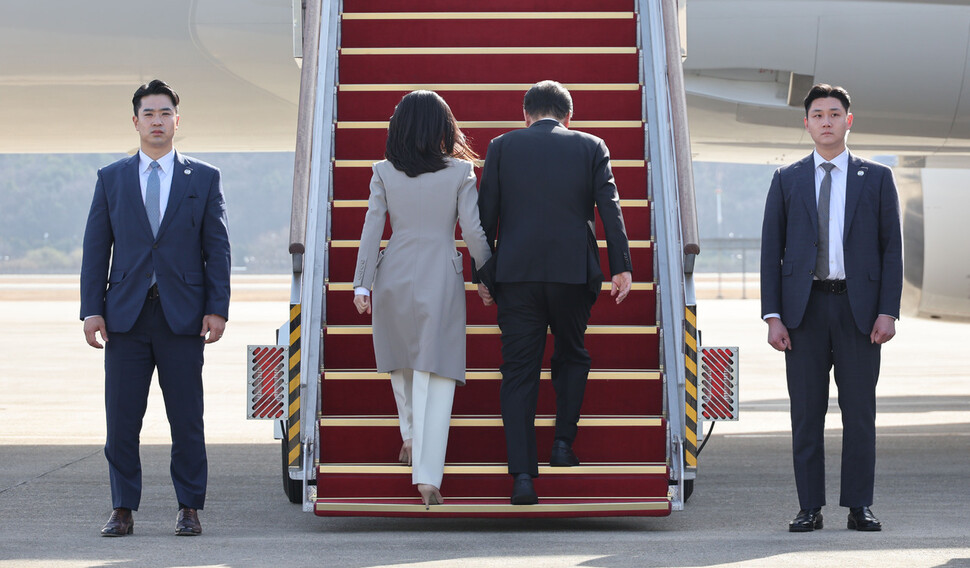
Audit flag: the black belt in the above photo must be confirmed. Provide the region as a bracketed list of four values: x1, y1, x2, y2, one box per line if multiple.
[812, 279, 847, 295]
[147, 283, 160, 300]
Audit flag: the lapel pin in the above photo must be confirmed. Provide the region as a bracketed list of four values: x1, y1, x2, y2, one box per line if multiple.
[184, 169, 192, 175]
[857, 171, 864, 176]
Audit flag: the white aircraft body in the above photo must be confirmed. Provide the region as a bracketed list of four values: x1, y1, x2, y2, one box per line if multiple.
[1, 0, 967, 320]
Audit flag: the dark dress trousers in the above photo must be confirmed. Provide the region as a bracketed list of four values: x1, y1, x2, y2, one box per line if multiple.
[80, 152, 231, 510]
[760, 152, 902, 509]
[478, 119, 632, 477]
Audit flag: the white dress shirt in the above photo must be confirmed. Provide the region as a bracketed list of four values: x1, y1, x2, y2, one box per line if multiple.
[813, 148, 849, 280]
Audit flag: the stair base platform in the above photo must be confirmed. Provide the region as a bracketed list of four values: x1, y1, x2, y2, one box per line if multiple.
[314, 497, 671, 518]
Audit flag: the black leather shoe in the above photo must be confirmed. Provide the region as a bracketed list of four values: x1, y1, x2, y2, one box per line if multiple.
[101, 508, 133, 537]
[847, 506, 882, 531]
[789, 508, 823, 532]
[510, 473, 538, 505]
[549, 440, 580, 467]
[175, 507, 202, 536]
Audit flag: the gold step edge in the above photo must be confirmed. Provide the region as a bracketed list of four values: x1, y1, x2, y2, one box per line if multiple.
[339, 83, 641, 92]
[328, 239, 652, 248]
[325, 325, 658, 335]
[318, 417, 663, 427]
[317, 464, 666, 474]
[341, 47, 638, 55]
[314, 501, 671, 513]
[335, 159, 645, 168]
[323, 370, 661, 380]
[338, 120, 641, 129]
[341, 12, 635, 20]
[327, 282, 655, 292]
[333, 199, 649, 207]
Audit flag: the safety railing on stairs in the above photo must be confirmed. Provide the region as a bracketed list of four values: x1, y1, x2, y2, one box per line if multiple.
[639, 0, 701, 511]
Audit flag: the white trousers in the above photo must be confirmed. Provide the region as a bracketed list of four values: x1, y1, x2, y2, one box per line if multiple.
[390, 369, 455, 488]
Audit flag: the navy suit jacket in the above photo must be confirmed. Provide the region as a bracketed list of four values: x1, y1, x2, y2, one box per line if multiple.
[477, 120, 632, 290]
[80, 152, 231, 335]
[760, 152, 903, 335]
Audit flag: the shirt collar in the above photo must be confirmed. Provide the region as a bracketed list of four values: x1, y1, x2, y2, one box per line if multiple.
[139, 148, 176, 173]
[813, 148, 849, 172]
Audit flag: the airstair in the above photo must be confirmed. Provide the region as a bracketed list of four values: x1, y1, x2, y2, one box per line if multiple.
[247, 0, 737, 519]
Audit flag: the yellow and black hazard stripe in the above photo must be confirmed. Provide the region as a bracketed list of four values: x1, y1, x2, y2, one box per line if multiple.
[287, 303, 302, 470]
[684, 304, 699, 469]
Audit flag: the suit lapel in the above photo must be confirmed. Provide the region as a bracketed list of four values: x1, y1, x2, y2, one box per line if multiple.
[157, 151, 191, 238]
[844, 153, 866, 237]
[794, 154, 818, 236]
[123, 154, 155, 238]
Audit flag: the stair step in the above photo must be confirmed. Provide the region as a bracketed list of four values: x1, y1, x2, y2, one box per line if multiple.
[318, 416, 666, 463]
[320, 370, 662, 416]
[343, 0, 635, 13]
[314, 497, 671, 518]
[329, 198, 651, 241]
[325, 286, 656, 327]
[335, 123, 644, 160]
[331, 161, 647, 201]
[337, 84, 642, 122]
[341, 15, 636, 49]
[326, 242, 654, 283]
[339, 53, 639, 84]
[316, 463, 668, 499]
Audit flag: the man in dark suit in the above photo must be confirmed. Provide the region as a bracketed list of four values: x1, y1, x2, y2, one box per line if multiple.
[760, 84, 902, 532]
[476, 80, 633, 504]
[80, 80, 231, 537]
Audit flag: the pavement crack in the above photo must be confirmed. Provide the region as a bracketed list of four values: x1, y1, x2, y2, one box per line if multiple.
[0, 448, 102, 495]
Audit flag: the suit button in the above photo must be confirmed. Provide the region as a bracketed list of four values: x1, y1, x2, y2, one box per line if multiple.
[152, 244, 158, 249]
[146, 272, 152, 278]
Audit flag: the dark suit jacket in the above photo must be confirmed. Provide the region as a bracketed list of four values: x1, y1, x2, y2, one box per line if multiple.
[760, 152, 903, 335]
[477, 120, 632, 291]
[80, 152, 231, 335]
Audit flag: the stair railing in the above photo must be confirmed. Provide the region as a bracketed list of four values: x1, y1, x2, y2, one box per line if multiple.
[639, 0, 700, 511]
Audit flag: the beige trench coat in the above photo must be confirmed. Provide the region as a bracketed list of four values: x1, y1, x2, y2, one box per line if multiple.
[353, 158, 492, 383]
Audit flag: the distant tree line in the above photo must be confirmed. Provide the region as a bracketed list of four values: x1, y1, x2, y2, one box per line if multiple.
[0, 153, 775, 275]
[0, 153, 294, 274]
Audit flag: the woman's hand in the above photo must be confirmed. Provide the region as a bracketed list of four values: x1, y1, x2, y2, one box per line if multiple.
[354, 294, 371, 315]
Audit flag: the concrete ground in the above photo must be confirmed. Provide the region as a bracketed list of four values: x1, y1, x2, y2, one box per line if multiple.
[0, 275, 968, 568]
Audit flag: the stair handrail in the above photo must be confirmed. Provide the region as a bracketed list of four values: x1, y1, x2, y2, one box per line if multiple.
[288, 0, 322, 262]
[661, 0, 700, 264]
[640, 0, 695, 511]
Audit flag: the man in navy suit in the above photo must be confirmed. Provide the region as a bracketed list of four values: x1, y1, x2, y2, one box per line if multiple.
[80, 80, 230, 537]
[761, 84, 902, 532]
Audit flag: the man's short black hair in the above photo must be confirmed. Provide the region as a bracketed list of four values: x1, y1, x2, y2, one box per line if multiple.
[133, 79, 180, 116]
[803, 83, 850, 116]
[523, 80, 573, 121]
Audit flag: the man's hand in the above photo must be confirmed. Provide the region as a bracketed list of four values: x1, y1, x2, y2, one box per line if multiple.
[611, 271, 633, 304]
[477, 283, 494, 306]
[201, 314, 227, 344]
[354, 294, 371, 315]
[870, 315, 896, 344]
[83, 316, 108, 349]
[766, 317, 791, 351]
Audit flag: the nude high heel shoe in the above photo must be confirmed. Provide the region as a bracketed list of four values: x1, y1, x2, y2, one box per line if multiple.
[417, 484, 443, 509]
[398, 439, 412, 466]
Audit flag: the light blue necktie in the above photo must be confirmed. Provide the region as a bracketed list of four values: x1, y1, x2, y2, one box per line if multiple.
[146, 161, 161, 237]
[146, 161, 160, 285]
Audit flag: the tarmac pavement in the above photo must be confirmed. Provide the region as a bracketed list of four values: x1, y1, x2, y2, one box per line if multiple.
[0, 275, 968, 568]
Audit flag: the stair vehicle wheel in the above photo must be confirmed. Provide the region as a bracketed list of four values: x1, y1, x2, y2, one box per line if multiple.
[281, 434, 302, 504]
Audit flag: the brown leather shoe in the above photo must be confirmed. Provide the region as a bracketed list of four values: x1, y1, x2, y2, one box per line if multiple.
[175, 507, 202, 536]
[101, 508, 133, 537]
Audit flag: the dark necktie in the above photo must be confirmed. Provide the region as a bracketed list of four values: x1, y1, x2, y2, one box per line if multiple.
[146, 161, 161, 237]
[815, 162, 836, 280]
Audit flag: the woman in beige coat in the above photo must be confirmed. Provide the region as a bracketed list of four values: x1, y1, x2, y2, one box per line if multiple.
[352, 91, 492, 507]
